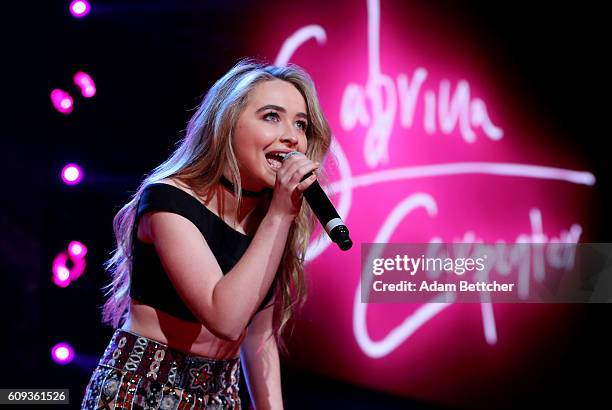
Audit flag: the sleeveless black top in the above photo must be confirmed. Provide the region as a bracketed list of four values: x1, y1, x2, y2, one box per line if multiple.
[130, 183, 275, 323]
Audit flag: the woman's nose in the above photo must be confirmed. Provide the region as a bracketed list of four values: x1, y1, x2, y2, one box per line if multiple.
[280, 131, 299, 146]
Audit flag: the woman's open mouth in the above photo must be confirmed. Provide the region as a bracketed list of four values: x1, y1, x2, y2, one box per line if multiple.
[264, 152, 288, 170]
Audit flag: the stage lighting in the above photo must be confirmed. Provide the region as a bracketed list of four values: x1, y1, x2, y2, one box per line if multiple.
[68, 241, 87, 258]
[61, 163, 83, 186]
[50, 89, 73, 115]
[52, 261, 71, 288]
[52, 240, 88, 286]
[69, 0, 91, 18]
[51, 343, 75, 365]
[73, 71, 96, 98]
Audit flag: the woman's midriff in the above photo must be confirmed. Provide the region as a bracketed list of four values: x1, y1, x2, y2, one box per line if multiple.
[121, 299, 245, 360]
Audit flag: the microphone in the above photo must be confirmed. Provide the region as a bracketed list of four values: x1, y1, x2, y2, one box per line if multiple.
[283, 152, 352, 251]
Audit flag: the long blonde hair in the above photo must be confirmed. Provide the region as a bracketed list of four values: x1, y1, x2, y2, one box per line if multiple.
[102, 59, 332, 354]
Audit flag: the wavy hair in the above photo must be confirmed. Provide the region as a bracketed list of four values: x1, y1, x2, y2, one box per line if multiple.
[102, 59, 332, 355]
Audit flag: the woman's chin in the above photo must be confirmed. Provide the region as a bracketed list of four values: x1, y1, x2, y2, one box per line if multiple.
[264, 166, 279, 185]
[263, 177, 275, 189]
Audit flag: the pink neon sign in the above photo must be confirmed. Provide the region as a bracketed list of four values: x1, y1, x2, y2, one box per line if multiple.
[246, 0, 596, 406]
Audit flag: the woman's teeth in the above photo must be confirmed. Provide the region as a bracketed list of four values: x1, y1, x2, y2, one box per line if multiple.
[267, 157, 282, 170]
[265, 153, 286, 170]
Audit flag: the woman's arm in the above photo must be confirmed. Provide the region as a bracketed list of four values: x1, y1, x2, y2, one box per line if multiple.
[145, 210, 291, 341]
[144, 155, 318, 341]
[240, 303, 283, 410]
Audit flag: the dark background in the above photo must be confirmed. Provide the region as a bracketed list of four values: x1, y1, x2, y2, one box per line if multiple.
[0, 1, 609, 408]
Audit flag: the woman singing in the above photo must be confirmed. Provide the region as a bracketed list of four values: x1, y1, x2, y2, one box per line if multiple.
[81, 59, 332, 409]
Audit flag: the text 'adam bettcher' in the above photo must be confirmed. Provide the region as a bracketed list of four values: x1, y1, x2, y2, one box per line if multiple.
[370, 254, 516, 294]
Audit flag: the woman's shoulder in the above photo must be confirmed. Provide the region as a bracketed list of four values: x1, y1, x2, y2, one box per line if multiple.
[136, 179, 210, 239]
[147, 178, 203, 201]
[154, 177, 190, 192]
[138, 178, 207, 214]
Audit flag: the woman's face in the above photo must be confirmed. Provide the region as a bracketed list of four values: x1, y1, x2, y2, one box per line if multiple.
[231, 79, 309, 191]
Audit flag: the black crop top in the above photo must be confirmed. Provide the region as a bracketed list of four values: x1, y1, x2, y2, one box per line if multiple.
[130, 183, 275, 324]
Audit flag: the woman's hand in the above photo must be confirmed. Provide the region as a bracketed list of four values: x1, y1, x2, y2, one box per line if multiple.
[268, 152, 319, 218]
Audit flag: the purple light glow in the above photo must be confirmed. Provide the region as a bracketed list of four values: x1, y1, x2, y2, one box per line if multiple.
[52, 242, 88, 285]
[61, 163, 83, 185]
[50, 89, 73, 115]
[57, 266, 70, 281]
[68, 241, 87, 258]
[52, 262, 71, 287]
[51, 343, 75, 365]
[52, 253, 68, 277]
[69, 0, 91, 18]
[73, 71, 96, 98]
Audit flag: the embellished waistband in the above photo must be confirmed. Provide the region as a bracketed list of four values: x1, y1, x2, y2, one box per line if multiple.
[98, 329, 241, 396]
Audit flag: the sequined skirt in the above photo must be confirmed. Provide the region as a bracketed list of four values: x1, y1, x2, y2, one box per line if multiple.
[81, 329, 241, 409]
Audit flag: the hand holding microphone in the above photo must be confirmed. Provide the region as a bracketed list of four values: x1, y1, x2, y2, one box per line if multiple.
[269, 151, 320, 218]
[282, 151, 352, 251]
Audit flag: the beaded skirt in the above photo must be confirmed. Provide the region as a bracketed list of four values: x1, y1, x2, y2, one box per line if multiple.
[81, 329, 241, 409]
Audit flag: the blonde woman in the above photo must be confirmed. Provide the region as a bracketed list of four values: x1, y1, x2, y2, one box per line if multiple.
[81, 59, 331, 409]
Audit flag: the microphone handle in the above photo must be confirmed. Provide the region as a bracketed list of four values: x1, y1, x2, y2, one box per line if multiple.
[301, 172, 353, 251]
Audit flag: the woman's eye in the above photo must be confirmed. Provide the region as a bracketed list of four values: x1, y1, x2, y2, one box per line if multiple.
[263, 112, 307, 131]
[264, 112, 280, 121]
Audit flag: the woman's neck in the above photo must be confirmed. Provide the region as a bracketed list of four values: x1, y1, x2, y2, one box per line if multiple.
[210, 179, 268, 235]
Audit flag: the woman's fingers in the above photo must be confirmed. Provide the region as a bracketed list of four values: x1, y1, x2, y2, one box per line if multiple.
[296, 172, 318, 192]
[295, 160, 319, 182]
[269, 152, 321, 217]
[278, 153, 309, 179]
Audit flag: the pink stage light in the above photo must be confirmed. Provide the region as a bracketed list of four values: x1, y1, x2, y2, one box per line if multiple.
[51, 343, 75, 365]
[69, 0, 91, 18]
[68, 241, 87, 258]
[61, 163, 83, 185]
[52, 261, 71, 288]
[56, 266, 70, 282]
[73, 71, 96, 98]
[52, 240, 88, 286]
[50, 89, 73, 115]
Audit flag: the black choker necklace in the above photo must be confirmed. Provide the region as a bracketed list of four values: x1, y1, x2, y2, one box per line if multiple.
[219, 175, 271, 198]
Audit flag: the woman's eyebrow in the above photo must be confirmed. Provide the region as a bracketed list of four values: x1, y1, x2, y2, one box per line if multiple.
[255, 104, 308, 119]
